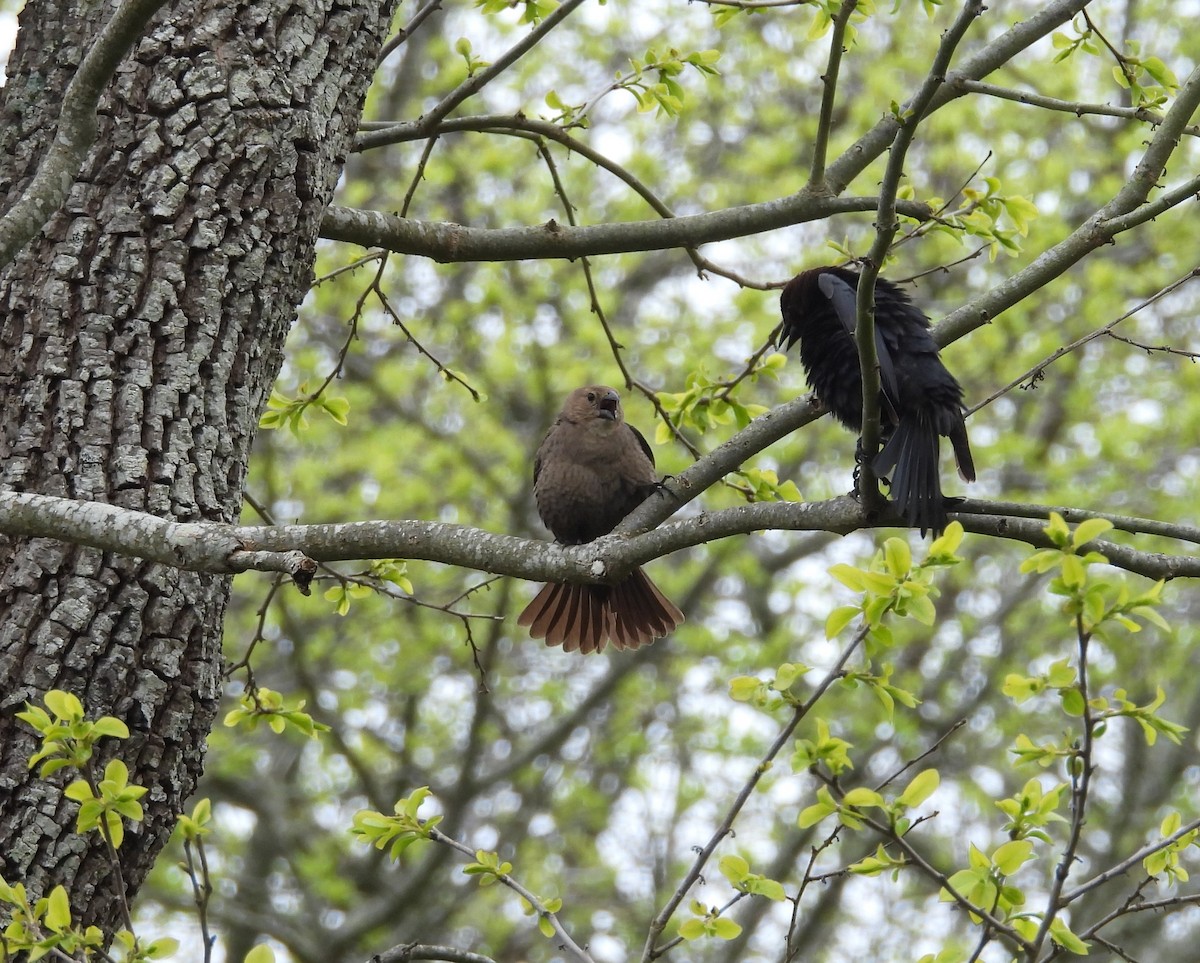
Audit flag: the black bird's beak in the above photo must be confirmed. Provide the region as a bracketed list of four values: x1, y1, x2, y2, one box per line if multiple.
[597, 389, 620, 420]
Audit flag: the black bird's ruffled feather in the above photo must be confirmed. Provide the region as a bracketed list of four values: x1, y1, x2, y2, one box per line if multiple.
[779, 267, 975, 536]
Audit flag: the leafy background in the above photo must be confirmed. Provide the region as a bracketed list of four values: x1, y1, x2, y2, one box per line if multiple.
[116, 1, 1200, 960]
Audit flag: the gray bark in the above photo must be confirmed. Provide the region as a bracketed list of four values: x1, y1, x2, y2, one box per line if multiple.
[0, 0, 397, 937]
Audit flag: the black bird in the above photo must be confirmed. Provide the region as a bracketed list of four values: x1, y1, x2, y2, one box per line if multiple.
[779, 266, 975, 535]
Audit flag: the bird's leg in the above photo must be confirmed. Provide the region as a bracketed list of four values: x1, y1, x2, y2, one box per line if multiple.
[652, 477, 682, 502]
[855, 437, 890, 487]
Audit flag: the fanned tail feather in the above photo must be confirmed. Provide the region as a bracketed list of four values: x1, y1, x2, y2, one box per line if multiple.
[518, 568, 684, 654]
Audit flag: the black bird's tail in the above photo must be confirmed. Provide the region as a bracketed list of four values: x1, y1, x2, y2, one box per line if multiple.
[949, 422, 976, 483]
[874, 416, 947, 536]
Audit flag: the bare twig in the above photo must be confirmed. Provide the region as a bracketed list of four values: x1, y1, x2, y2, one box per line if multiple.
[968, 268, 1200, 415]
[951, 79, 1200, 137]
[809, 0, 860, 189]
[377, 0, 444, 64]
[182, 837, 215, 963]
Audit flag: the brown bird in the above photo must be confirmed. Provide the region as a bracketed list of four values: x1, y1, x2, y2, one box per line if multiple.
[518, 386, 684, 654]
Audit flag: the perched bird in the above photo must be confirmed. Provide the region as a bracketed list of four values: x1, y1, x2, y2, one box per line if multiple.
[778, 266, 975, 535]
[518, 386, 684, 654]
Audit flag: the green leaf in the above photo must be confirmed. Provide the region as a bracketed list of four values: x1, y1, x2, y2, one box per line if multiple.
[1071, 517, 1113, 549]
[320, 395, 351, 426]
[90, 717, 130, 740]
[145, 937, 181, 959]
[718, 854, 749, 882]
[773, 662, 808, 690]
[828, 564, 867, 591]
[883, 537, 911, 576]
[678, 918, 707, 940]
[44, 690, 84, 721]
[63, 779, 94, 802]
[842, 787, 884, 809]
[44, 886, 71, 931]
[897, 769, 939, 808]
[825, 605, 860, 639]
[244, 946, 276, 963]
[992, 839, 1034, 876]
[1049, 916, 1089, 954]
[1060, 687, 1086, 717]
[711, 918, 743, 940]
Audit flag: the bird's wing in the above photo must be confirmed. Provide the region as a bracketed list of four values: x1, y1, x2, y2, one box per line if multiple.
[628, 424, 655, 468]
[818, 272, 900, 420]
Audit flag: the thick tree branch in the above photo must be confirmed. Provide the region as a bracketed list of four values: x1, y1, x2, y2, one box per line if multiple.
[0, 0, 169, 270]
[4, 489, 1200, 586]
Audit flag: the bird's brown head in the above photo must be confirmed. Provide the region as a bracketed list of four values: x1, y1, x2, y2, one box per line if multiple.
[563, 385, 623, 424]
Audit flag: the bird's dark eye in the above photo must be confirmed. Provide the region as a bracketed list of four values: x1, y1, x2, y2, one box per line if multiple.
[587, 392, 596, 402]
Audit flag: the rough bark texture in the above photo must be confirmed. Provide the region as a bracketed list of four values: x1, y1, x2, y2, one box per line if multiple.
[0, 0, 397, 935]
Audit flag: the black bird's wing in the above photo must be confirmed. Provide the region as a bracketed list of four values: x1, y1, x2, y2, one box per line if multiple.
[817, 272, 900, 424]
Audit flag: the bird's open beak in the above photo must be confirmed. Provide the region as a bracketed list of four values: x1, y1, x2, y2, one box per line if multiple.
[598, 390, 620, 420]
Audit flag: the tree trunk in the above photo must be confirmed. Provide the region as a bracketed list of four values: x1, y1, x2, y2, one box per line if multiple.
[0, 0, 397, 936]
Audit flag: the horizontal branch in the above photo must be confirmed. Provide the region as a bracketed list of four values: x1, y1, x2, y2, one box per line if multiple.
[3, 489, 1198, 587]
[324, 1, 1093, 264]
[951, 78, 1200, 138]
[373, 945, 497, 963]
[318, 194, 933, 263]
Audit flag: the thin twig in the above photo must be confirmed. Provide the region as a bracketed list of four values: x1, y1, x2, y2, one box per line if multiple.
[967, 267, 1200, 415]
[641, 625, 869, 961]
[1062, 816, 1200, 904]
[182, 837, 215, 963]
[871, 719, 967, 794]
[1026, 614, 1096, 960]
[414, 0, 588, 134]
[532, 136, 704, 457]
[427, 826, 597, 963]
[952, 79, 1200, 137]
[809, 0, 859, 189]
[377, 0, 444, 64]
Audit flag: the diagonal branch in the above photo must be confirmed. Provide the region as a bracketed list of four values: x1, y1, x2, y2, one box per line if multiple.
[413, 0, 588, 134]
[937, 62, 1200, 346]
[0, 0, 170, 270]
[641, 625, 868, 961]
